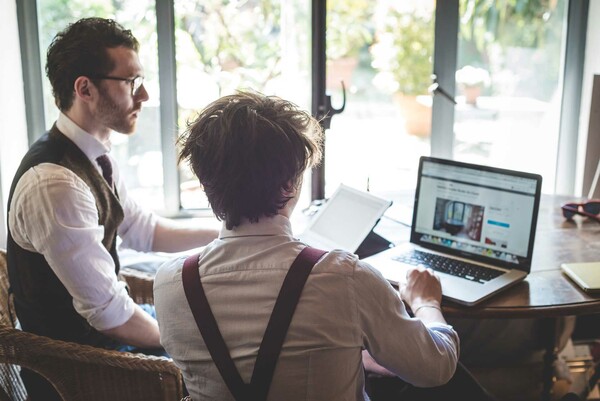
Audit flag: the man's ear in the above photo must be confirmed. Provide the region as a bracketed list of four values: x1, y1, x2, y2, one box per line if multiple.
[281, 183, 295, 198]
[283, 177, 303, 197]
[73, 76, 95, 103]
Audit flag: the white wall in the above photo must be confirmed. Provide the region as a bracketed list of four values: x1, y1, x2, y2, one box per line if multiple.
[577, 0, 600, 197]
[0, 0, 29, 248]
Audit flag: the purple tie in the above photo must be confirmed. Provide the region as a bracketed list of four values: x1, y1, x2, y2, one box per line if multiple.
[96, 154, 113, 188]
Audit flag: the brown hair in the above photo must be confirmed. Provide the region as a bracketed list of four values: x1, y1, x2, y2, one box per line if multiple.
[46, 17, 139, 111]
[179, 91, 323, 229]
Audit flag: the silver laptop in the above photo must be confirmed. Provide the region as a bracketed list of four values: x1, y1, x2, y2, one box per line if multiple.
[365, 156, 542, 306]
[298, 184, 392, 253]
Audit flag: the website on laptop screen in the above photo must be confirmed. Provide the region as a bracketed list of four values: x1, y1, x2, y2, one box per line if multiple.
[412, 159, 540, 269]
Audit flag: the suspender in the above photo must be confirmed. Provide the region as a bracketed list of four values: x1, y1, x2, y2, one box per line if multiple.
[182, 247, 326, 401]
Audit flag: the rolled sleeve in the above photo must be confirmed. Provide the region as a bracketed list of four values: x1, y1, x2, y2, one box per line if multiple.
[9, 164, 136, 330]
[408, 322, 460, 387]
[75, 279, 136, 330]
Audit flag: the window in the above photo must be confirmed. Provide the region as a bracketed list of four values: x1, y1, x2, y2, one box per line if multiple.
[36, 0, 165, 210]
[173, 0, 311, 209]
[453, 0, 569, 194]
[324, 0, 434, 199]
[323, 0, 576, 201]
[19, 0, 586, 217]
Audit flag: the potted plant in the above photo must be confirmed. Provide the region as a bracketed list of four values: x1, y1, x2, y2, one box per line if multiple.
[326, 0, 375, 90]
[370, 6, 434, 137]
[455, 65, 491, 105]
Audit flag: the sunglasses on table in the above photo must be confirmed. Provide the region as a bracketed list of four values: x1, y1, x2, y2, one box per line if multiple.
[561, 200, 600, 222]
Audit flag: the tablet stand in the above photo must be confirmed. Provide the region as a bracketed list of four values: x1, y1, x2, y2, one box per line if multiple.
[355, 230, 394, 259]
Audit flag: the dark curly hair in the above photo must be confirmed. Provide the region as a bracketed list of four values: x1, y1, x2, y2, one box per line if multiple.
[45, 17, 139, 111]
[179, 91, 323, 229]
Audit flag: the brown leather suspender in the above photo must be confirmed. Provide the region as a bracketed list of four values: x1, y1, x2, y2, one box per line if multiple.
[182, 247, 326, 401]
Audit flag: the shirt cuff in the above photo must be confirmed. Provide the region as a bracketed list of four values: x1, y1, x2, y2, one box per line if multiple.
[425, 321, 459, 339]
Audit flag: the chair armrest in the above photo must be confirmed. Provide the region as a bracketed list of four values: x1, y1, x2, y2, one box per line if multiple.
[0, 326, 183, 401]
[120, 267, 155, 305]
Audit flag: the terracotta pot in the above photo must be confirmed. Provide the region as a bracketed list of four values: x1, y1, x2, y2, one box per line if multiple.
[326, 57, 359, 90]
[463, 85, 482, 105]
[393, 93, 432, 137]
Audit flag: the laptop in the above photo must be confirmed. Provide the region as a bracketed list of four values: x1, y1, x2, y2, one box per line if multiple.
[365, 156, 542, 306]
[298, 184, 392, 254]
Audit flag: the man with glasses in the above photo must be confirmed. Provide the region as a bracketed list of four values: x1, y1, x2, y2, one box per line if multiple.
[6, 17, 218, 400]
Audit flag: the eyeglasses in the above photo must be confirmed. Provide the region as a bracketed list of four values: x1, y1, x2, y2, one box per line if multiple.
[90, 75, 144, 96]
[561, 200, 600, 222]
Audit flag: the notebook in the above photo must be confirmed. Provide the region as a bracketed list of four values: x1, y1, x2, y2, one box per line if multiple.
[561, 262, 600, 293]
[364, 156, 543, 306]
[298, 184, 392, 254]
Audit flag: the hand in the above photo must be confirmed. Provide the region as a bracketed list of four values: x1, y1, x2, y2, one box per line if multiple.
[399, 266, 442, 312]
[362, 350, 395, 377]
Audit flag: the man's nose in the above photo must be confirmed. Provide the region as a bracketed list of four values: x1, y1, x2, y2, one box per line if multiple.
[135, 84, 150, 102]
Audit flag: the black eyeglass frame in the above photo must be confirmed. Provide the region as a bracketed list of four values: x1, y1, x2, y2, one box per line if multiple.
[90, 75, 144, 96]
[561, 200, 600, 223]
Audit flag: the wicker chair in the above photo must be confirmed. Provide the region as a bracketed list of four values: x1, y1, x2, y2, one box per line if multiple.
[0, 248, 184, 401]
[120, 267, 156, 305]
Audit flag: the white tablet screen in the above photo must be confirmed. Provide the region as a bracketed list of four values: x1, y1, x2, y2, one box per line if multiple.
[302, 184, 392, 252]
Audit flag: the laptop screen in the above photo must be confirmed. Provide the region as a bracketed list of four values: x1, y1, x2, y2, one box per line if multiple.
[411, 157, 542, 272]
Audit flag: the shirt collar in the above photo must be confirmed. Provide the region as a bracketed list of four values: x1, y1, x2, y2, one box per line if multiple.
[56, 112, 111, 160]
[219, 214, 294, 239]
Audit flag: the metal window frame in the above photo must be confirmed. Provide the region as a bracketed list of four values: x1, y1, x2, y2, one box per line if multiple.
[16, 0, 45, 145]
[556, 0, 588, 195]
[310, 0, 327, 201]
[156, 0, 181, 214]
[431, 0, 459, 159]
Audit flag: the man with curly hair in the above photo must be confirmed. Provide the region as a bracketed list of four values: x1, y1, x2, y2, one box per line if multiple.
[155, 91, 460, 400]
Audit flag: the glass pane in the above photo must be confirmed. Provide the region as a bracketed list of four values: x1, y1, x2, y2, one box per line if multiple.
[174, 0, 311, 210]
[454, 0, 568, 193]
[37, 0, 164, 210]
[324, 0, 435, 201]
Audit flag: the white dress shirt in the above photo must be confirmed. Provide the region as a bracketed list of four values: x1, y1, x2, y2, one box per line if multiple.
[9, 113, 157, 330]
[154, 214, 459, 401]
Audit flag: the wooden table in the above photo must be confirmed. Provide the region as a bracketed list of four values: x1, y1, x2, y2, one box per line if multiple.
[440, 194, 600, 319]
[373, 192, 600, 400]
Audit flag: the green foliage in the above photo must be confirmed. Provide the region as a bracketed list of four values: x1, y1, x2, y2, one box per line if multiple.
[38, 0, 158, 83]
[38, 0, 114, 54]
[460, 0, 556, 50]
[370, 8, 434, 96]
[176, 0, 283, 95]
[458, 0, 565, 100]
[326, 0, 375, 59]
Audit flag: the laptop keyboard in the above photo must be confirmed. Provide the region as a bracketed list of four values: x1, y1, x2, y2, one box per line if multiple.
[393, 250, 504, 284]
